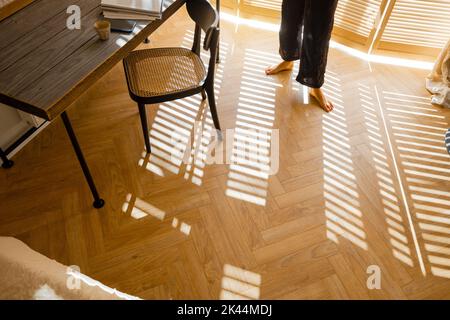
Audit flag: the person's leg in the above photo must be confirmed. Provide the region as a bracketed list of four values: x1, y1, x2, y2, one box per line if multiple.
[266, 0, 305, 75]
[298, 0, 338, 112]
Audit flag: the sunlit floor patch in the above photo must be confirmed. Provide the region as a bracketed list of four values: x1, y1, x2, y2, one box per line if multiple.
[220, 264, 262, 300]
[225, 49, 280, 206]
[122, 193, 166, 221]
[359, 84, 414, 266]
[122, 194, 191, 236]
[384, 90, 450, 278]
[183, 31, 229, 186]
[322, 70, 368, 251]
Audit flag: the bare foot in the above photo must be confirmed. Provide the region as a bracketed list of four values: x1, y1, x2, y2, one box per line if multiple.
[265, 60, 294, 75]
[309, 88, 334, 112]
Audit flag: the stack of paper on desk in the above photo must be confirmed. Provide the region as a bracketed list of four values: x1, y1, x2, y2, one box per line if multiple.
[102, 10, 157, 21]
[101, 0, 165, 21]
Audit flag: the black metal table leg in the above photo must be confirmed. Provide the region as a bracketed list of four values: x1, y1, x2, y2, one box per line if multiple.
[0, 147, 13, 169]
[61, 112, 105, 209]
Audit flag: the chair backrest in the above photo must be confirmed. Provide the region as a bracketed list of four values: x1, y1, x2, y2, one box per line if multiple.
[186, 0, 219, 51]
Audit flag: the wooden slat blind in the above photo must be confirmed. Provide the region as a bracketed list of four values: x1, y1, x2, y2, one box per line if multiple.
[334, 0, 382, 38]
[379, 0, 450, 54]
[241, 0, 281, 11]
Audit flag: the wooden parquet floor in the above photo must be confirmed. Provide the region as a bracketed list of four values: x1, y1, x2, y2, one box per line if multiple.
[1, 7, 450, 299]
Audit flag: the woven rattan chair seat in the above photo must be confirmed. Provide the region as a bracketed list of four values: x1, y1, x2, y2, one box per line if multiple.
[123, 47, 206, 99]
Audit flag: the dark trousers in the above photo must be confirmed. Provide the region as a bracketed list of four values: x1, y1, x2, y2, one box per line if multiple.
[279, 0, 338, 88]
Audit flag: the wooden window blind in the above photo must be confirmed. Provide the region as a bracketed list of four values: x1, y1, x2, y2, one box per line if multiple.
[378, 0, 450, 55]
[334, 0, 382, 38]
[333, 0, 384, 47]
[241, 0, 281, 11]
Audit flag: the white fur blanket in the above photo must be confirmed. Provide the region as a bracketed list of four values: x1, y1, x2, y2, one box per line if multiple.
[0, 237, 139, 300]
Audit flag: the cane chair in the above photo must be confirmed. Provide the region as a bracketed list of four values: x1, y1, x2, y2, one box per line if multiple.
[123, 0, 221, 154]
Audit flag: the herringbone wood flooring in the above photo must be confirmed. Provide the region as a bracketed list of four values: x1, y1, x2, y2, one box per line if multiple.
[1, 7, 450, 299]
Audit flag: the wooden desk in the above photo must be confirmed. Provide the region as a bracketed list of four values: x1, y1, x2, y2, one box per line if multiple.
[0, 0, 187, 207]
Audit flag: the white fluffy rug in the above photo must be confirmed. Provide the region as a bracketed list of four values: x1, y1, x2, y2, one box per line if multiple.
[0, 237, 139, 300]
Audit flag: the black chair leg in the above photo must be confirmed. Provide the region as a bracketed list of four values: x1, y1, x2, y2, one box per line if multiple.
[216, 0, 220, 64]
[216, 44, 220, 64]
[138, 103, 151, 153]
[205, 86, 222, 135]
[0, 147, 13, 169]
[201, 89, 207, 100]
